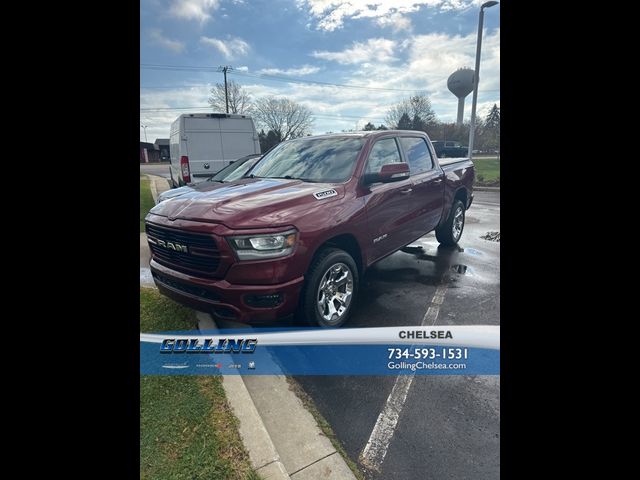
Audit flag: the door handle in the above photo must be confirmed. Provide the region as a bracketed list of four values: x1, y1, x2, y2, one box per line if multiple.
[400, 188, 413, 194]
[432, 179, 443, 184]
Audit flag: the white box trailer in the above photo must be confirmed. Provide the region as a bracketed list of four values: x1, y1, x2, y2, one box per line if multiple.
[169, 113, 261, 187]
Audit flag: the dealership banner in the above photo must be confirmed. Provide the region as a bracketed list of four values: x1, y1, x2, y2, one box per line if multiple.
[140, 325, 499, 375]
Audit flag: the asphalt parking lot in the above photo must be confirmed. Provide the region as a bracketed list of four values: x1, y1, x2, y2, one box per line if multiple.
[216, 191, 500, 479]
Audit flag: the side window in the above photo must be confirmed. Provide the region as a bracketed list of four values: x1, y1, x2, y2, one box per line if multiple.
[400, 137, 433, 174]
[365, 138, 402, 174]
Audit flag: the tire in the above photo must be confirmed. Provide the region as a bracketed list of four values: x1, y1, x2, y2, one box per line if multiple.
[436, 199, 466, 246]
[302, 248, 359, 328]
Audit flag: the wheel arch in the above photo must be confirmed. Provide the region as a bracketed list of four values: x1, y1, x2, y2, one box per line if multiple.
[310, 233, 364, 276]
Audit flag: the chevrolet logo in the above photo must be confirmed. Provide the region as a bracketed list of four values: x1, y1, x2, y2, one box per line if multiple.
[149, 237, 189, 253]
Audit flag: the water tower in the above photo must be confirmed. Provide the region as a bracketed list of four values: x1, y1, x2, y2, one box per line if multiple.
[448, 68, 475, 126]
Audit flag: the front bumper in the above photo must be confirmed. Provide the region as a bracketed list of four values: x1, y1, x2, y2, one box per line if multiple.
[150, 259, 304, 323]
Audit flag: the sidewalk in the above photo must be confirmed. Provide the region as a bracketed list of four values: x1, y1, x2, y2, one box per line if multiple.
[140, 230, 358, 480]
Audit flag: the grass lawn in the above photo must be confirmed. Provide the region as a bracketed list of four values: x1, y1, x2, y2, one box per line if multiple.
[140, 176, 155, 232]
[472, 157, 500, 186]
[140, 288, 261, 480]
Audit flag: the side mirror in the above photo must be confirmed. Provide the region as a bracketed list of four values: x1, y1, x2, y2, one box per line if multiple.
[363, 162, 411, 185]
[362, 162, 411, 185]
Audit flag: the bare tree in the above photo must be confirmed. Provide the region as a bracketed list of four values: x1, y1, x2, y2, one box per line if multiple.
[253, 97, 313, 141]
[385, 95, 437, 129]
[208, 80, 253, 114]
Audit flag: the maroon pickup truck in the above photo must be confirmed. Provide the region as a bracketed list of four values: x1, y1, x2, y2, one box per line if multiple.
[145, 130, 474, 327]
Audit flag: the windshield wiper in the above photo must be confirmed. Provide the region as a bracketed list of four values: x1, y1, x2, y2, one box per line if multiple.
[267, 175, 318, 183]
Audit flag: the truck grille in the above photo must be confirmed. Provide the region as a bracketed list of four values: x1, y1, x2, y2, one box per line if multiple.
[146, 223, 220, 276]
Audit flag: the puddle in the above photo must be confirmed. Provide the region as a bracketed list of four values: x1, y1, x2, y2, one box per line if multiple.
[464, 247, 484, 256]
[400, 245, 425, 254]
[451, 264, 475, 275]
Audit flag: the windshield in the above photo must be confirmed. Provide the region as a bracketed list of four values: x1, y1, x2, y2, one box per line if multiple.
[249, 137, 364, 183]
[209, 156, 258, 182]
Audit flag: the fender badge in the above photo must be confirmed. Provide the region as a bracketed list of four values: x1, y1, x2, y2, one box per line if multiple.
[313, 189, 338, 200]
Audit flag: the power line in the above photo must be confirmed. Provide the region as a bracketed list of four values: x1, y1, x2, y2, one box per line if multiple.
[140, 63, 438, 93]
[229, 70, 432, 93]
[140, 83, 499, 93]
[140, 63, 499, 94]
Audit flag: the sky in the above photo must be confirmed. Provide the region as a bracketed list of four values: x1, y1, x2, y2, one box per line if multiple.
[140, 0, 500, 142]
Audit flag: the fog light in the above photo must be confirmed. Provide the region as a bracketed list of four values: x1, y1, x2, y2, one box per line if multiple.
[245, 293, 283, 308]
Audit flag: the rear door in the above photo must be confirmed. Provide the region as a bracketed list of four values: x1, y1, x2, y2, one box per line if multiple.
[399, 136, 445, 236]
[184, 117, 223, 181]
[363, 137, 419, 262]
[220, 118, 260, 164]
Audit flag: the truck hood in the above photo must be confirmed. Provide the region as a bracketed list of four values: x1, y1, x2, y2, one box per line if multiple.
[156, 180, 227, 203]
[149, 178, 345, 229]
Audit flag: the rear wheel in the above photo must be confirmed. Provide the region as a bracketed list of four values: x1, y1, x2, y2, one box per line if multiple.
[302, 248, 358, 328]
[436, 199, 466, 246]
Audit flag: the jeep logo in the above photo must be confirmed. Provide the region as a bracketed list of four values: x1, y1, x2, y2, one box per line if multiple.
[155, 239, 188, 253]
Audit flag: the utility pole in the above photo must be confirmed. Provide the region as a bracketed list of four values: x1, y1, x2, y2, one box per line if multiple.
[223, 66, 229, 113]
[140, 124, 148, 142]
[468, 1, 498, 161]
[218, 65, 233, 113]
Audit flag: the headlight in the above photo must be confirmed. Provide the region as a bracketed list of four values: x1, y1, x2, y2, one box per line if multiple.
[228, 229, 297, 260]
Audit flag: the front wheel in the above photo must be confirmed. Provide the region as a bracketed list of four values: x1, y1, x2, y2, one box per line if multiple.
[435, 199, 466, 246]
[302, 248, 359, 328]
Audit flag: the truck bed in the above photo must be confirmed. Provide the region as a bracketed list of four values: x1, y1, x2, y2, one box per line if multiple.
[438, 157, 471, 167]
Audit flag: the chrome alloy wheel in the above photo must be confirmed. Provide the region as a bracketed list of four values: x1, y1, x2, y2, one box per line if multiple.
[316, 262, 354, 324]
[452, 206, 464, 241]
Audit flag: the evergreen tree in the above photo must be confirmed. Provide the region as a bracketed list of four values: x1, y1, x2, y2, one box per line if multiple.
[397, 113, 412, 130]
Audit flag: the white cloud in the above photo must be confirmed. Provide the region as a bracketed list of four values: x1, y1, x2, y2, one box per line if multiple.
[200, 36, 250, 59]
[258, 65, 321, 76]
[296, 0, 474, 31]
[141, 29, 499, 137]
[236, 65, 249, 72]
[169, 0, 220, 23]
[376, 13, 412, 32]
[147, 29, 185, 53]
[312, 38, 398, 65]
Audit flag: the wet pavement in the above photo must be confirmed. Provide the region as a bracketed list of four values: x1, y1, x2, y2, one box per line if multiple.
[204, 190, 500, 479]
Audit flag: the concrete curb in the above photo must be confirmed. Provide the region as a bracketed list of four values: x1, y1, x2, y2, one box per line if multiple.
[147, 175, 159, 203]
[196, 312, 291, 480]
[474, 186, 500, 192]
[145, 174, 171, 203]
[196, 312, 357, 480]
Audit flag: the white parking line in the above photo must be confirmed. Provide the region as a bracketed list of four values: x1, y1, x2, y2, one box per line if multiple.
[360, 283, 448, 471]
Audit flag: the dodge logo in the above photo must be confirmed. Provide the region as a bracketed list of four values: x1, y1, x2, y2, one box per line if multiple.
[152, 238, 189, 253]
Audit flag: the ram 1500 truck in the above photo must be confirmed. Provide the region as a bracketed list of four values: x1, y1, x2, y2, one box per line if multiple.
[145, 130, 474, 327]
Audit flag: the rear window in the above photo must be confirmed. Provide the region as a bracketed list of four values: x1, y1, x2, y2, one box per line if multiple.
[400, 137, 433, 174]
